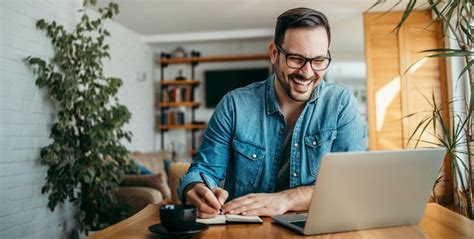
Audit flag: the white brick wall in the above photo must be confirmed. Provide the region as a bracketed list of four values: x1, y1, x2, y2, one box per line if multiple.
[0, 0, 154, 238]
[102, 13, 155, 153]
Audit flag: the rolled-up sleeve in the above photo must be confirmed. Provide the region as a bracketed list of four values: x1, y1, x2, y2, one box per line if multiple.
[177, 93, 234, 202]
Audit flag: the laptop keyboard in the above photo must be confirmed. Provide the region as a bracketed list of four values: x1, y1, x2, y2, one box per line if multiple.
[289, 220, 306, 229]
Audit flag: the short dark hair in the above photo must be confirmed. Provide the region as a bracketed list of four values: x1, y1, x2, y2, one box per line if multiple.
[274, 7, 331, 47]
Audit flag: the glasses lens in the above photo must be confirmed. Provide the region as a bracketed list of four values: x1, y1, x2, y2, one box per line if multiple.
[286, 55, 305, 69]
[311, 58, 330, 70]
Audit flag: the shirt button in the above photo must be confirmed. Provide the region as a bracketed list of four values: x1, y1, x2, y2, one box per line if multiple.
[312, 141, 317, 145]
[294, 143, 298, 147]
[293, 172, 298, 177]
[252, 154, 257, 158]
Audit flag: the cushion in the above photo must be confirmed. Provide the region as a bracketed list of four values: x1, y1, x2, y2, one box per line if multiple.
[121, 173, 171, 200]
[169, 162, 191, 204]
[131, 151, 172, 174]
[113, 186, 163, 215]
[133, 161, 154, 175]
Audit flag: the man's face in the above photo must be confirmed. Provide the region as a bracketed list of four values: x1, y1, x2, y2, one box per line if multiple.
[270, 27, 330, 102]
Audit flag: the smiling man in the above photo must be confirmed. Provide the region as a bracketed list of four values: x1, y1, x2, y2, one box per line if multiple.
[178, 7, 367, 218]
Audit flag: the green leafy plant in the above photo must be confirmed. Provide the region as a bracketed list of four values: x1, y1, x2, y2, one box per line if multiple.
[26, 0, 136, 231]
[371, 0, 473, 219]
[406, 93, 472, 218]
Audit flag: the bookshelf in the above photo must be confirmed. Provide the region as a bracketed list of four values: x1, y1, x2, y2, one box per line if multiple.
[157, 52, 207, 156]
[156, 52, 270, 156]
[158, 102, 200, 108]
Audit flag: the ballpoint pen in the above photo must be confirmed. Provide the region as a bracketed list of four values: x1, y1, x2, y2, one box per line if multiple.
[199, 172, 224, 214]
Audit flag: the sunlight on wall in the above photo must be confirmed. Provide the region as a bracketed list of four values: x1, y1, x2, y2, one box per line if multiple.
[376, 76, 400, 131]
[409, 57, 428, 74]
[375, 57, 429, 131]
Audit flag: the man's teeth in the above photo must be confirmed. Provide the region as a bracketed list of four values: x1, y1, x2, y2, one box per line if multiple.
[293, 78, 310, 86]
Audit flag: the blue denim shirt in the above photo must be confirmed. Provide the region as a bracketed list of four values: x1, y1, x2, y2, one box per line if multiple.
[178, 74, 367, 202]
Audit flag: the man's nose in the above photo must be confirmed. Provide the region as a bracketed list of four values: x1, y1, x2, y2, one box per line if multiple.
[300, 61, 316, 79]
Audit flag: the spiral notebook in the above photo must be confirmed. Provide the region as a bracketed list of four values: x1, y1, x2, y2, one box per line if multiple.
[197, 214, 263, 225]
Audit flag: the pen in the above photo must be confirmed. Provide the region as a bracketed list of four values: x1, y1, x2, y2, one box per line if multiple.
[199, 172, 224, 214]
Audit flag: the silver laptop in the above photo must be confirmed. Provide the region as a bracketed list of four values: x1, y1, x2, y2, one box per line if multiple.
[271, 148, 446, 235]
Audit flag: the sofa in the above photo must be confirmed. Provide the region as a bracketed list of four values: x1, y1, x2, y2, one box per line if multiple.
[108, 151, 190, 222]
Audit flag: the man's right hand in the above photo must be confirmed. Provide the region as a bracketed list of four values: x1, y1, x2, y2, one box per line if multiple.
[185, 183, 229, 218]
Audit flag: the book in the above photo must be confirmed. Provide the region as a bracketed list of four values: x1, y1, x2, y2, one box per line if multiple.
[196, 214, 263, 225]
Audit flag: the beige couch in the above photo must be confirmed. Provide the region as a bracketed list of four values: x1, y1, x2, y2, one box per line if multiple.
[111, 151, 190, 221]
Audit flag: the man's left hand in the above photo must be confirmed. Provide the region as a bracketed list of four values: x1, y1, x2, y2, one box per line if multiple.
[222, 192, 290, 216]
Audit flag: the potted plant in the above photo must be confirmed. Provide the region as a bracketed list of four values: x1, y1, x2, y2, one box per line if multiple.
[26, 0, 136, 231]
[371, 0, 473, 219]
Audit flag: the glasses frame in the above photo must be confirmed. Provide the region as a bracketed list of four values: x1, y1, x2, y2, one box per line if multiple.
[275, 43, 331, 71]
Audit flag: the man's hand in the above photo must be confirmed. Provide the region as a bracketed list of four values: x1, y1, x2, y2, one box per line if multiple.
[185, 183, 229, 218]
[223, 186, 313, 216]
[223, 192, 290, 216]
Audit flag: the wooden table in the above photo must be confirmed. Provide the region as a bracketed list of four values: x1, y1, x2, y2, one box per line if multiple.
[89, 203, 473, 239]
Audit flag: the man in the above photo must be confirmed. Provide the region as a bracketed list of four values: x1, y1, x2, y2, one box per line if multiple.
[178, 7, 367, 218]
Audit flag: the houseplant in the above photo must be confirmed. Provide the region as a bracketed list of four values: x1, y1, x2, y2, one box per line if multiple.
[371, 0, 473, 219]
[26, 0, 136, 231]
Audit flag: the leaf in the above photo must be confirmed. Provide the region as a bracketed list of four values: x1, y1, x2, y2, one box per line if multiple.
[394, 0, 417, 33]
[36, 19, 47, 29]
[41, 185, 50, 194]
[421, 48, 474, 58]
[470, 84, 474, 115]
[459, 21, 471, 39]
[458, 60, 473, 80]
[365, 0, 385, 12]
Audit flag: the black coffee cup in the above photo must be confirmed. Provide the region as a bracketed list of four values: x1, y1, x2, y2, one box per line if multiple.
[159, 204, 197, 231]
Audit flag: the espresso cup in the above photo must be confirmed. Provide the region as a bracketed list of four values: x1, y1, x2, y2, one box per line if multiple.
[159, 204, 197, 231]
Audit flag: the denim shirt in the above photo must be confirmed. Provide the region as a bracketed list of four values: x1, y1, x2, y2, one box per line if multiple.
[178, 74, 367, 202]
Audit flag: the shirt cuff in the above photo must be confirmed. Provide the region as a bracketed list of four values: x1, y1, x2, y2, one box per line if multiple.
[177, 172, 218, 203]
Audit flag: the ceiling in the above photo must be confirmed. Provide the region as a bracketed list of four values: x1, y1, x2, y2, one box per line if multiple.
[93, 0, 424, 55]
[95, 0, 411, 35]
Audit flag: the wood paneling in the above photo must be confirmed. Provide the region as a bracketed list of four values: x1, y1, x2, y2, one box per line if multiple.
[364, 10, 448, 150]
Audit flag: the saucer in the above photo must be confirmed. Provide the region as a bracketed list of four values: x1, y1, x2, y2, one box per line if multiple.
[148, 222, 209, 235]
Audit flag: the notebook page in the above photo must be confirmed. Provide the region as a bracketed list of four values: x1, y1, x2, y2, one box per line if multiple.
[196, 215, 227, 225]
[225, 214, 263, 223]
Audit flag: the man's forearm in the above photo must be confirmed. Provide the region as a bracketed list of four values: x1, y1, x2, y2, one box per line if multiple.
[281, 185, 314, 212]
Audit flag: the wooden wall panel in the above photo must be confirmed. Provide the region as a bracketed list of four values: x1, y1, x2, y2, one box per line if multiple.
[364, 10, 448, 150]
[364, 14, 403, 150]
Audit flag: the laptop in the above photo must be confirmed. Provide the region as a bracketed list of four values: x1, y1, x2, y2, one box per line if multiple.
[271, 148, 446, 235]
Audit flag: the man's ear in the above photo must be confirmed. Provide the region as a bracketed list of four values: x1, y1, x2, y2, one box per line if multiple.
[268, 41, 278, 64]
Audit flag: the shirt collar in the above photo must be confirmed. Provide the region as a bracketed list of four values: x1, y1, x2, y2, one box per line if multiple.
[265, 74, 325, 115]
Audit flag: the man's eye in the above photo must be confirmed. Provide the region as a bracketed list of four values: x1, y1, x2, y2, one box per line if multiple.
[288, 56, 304, 63]
[312, 59, 326, 63]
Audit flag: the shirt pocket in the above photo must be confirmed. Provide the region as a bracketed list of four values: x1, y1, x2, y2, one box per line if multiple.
[232, 138, 266, 187]
[304, 129, 337, 176]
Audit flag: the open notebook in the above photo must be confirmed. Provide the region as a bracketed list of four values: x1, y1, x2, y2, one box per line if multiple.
[197, 214, 263, 225]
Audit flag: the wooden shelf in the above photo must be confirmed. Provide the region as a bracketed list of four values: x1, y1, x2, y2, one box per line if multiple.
[158, 101, 200, 108]
[159, 80, 200, 86]
[157, 124, 207, 130]
[158, 54, 269, 64]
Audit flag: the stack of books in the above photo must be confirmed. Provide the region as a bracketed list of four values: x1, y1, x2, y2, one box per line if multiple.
[161, 86, 194, 103]
[160, 109, 185, 125]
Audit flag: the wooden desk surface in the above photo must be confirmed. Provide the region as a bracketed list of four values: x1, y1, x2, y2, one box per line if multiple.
[89, 203, 473, 239]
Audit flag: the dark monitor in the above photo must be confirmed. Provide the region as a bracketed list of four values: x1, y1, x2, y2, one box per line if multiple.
[204, 68, 270, 108]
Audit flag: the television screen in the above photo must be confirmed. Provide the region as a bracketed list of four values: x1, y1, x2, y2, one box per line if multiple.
[205, 68, 270, 108]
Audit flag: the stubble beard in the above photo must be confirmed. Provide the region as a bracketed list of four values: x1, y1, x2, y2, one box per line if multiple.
[276, 70, 319, 103]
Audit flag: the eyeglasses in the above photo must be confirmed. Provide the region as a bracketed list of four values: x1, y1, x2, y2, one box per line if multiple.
[275, 43, 331, 71]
